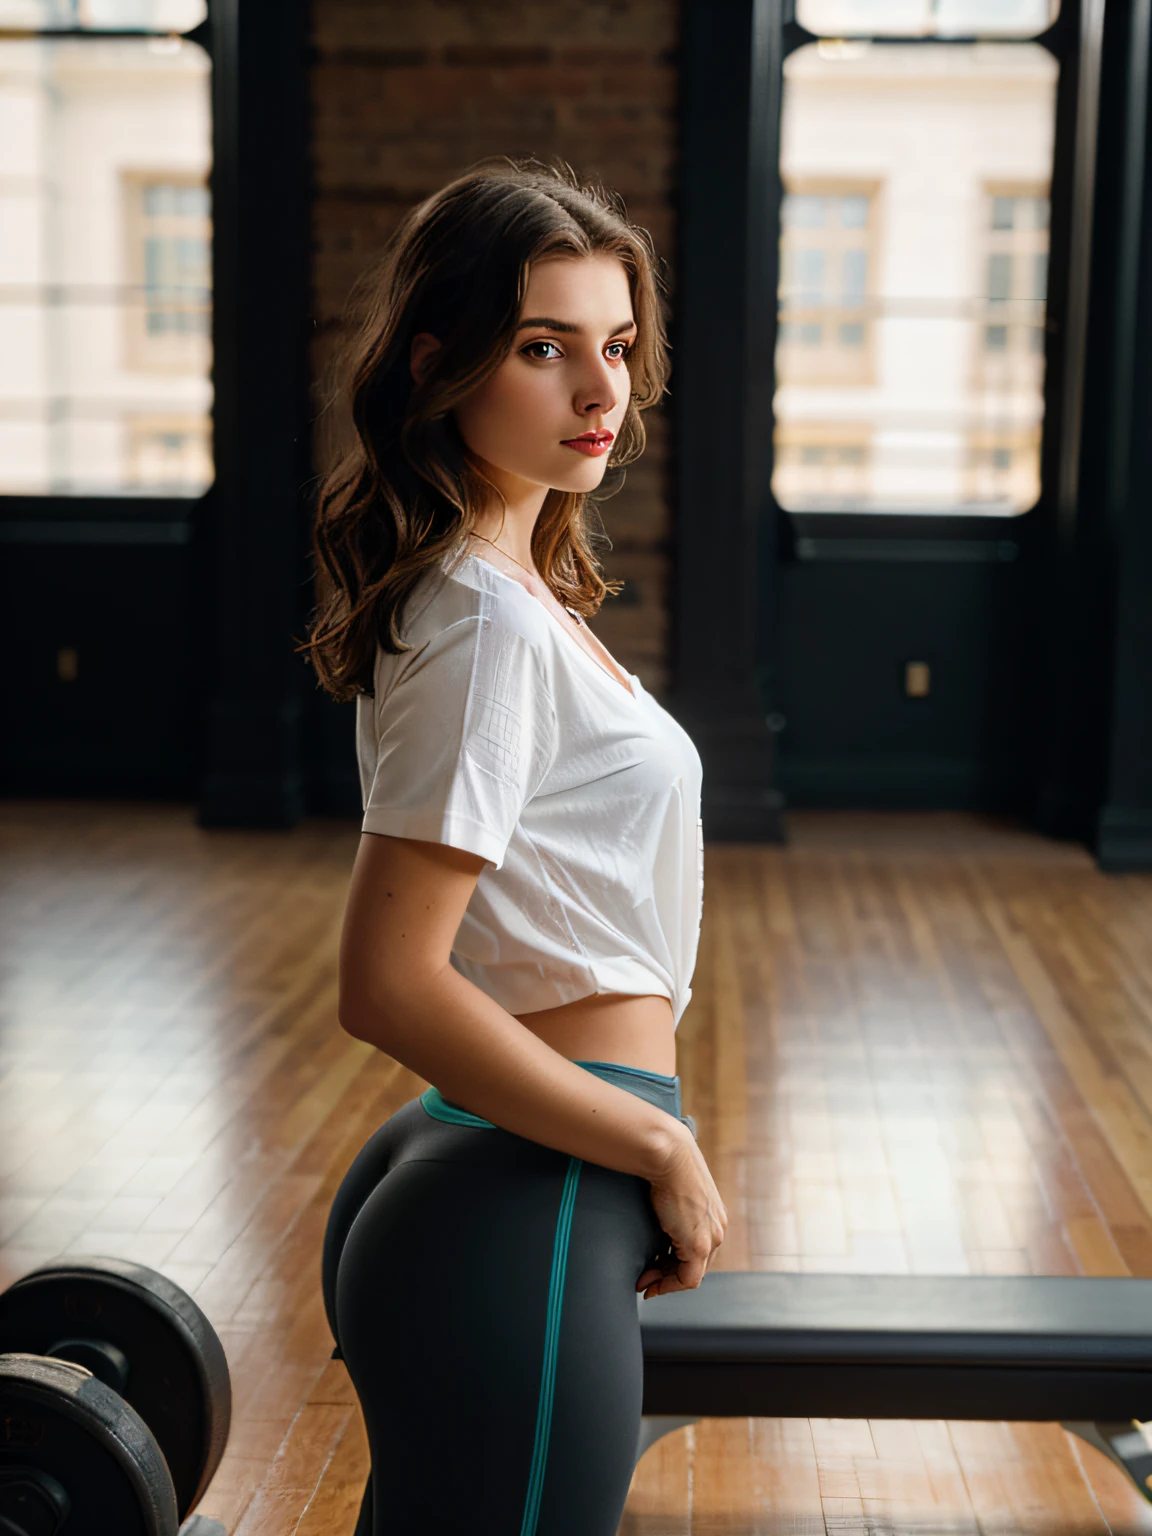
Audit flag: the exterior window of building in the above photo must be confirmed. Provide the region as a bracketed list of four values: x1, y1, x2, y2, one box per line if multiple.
[964, 427, 1042, 511]
[772, 18, 1058, 515]
[978, 185, 1048, 371]
[778, 182, 879, 386]
[123, 173, 212, 371]
[964, 183, 1049, 511]
[124, 411, 212, 489]
[774, 424, 873, 509]
[0, 6, 211, 496]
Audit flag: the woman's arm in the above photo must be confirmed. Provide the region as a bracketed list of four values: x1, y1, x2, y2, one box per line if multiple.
[338, 831, 726, 1293]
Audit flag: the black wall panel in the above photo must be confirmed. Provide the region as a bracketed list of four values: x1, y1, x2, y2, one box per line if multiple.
[774, 560, 1032, 810]
[2, 540, 198, 798]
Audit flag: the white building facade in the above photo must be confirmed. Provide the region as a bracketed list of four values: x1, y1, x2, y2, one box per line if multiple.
[0, 31, 211, 495]
[775, 10, 1058, 515]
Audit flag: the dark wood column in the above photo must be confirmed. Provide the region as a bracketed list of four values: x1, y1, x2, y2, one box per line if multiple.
[1032, 0, 1152, 871]
[672, 0, 785, 842]
[1097, 0, 1152, 870]
[199, 0, 312, 828]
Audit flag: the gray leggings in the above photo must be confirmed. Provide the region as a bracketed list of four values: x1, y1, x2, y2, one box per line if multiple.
[321, 1061, 683, 1535]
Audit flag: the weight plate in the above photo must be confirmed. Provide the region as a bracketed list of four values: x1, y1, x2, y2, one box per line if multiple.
[0, 1260, 230, 1521]
[0, 1353, 178, 1535]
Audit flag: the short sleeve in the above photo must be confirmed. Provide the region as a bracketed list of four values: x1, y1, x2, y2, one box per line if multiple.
[358, 608, 557, 869]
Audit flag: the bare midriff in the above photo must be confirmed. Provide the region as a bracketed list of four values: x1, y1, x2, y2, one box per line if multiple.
[516, 993, 677, 1076]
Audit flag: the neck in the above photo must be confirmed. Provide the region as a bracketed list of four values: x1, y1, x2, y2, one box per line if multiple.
[470, 464, 549, 571]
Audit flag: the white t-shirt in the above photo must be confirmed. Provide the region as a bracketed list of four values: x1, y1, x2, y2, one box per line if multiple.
[356, 551, 704, 1024]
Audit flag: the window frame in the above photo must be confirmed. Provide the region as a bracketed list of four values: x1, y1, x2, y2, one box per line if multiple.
[763, 0, 1096, 555]
[776, 176, 882, 388]
[0, 5, 215, 535]
[121, 167, 213, 375]
[671, 0, 1106, 836]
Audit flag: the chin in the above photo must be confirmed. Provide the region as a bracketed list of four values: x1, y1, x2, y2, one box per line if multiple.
[547, 460, 611, 496]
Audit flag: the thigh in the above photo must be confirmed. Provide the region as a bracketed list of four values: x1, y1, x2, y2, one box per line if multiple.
[534, 1159, 664, 1536]
[334, 1137, 661, 1536]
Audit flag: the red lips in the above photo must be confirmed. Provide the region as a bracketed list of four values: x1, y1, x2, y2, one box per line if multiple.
[560, 430, 614, 457]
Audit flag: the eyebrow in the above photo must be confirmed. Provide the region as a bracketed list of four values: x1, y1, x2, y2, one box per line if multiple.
[517, 316, 637, 336]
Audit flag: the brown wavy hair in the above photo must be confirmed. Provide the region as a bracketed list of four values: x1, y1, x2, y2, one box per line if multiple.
[302, 160, 669, 702]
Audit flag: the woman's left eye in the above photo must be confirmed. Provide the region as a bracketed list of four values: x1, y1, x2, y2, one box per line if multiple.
[524, 340, 563, 360]
[605, 342, 631, 361]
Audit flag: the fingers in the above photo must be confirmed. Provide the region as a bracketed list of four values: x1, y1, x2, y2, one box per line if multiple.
[638, 1229, 725, 1297]
[643, 1147, 729, 1299]
[641, 1262, 701, 1299]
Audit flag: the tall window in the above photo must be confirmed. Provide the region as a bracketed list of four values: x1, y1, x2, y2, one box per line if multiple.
[123, 174, 212, 367]
[773, 3, 1059, 516]
[0, 2, 211, 496]
[966, 183, 1049, 511]
[778, 182, 878, 385]
[979, 186, 1048, 369]
[774, 424, 873, 510]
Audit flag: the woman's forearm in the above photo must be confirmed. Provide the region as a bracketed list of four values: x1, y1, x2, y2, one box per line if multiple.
[340, 967, 688, 1181]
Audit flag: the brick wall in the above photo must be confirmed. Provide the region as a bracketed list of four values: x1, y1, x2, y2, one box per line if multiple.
[310, 0, 680, 690]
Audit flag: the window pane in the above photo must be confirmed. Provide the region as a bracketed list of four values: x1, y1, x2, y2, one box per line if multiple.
[795, 248, 827, 301]
[987, 253, 1012, 302]
[783, 193, 826, 228]
[841, 248, 867, 305]
[773, 41, 1056, 515]
[0, 37, 212, 496]
[0, 0, 204, 30]
[796, 0, 1058, 37]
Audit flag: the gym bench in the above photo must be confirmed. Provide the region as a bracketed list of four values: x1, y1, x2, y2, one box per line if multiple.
[638, 1271, 1152, 1501]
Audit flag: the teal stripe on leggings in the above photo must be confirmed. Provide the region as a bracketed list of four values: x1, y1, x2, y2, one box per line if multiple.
[520, 1156, 582, 1536]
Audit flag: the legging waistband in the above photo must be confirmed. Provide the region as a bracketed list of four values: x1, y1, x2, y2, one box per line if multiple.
[423, 1059, 683, 1129]
[574, 1059, 681, 1118]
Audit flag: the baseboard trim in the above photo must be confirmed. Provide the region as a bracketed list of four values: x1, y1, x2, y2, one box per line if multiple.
[1096, 806, 1152, 872]
[778, 756, 1027, 811]
[703, 784, 787, 843]
[198, 771, 305, 830]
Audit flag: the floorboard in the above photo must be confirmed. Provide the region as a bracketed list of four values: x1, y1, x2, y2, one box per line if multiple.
[2, 804, 1152, 1531]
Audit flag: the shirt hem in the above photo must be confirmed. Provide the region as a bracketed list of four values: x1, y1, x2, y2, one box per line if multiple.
[360, 807, 509, 868]
[452, 954, 680, 1024]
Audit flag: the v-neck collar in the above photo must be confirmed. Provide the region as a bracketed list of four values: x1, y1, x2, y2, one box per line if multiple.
[461, 550, 638, 700]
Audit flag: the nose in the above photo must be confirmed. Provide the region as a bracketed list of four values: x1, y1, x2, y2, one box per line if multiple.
[572, 354, 619, 419]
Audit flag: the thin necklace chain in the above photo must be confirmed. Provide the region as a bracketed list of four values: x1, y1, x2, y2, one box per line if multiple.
[469, 532, 585, 626]
[469, 532, 537, 580]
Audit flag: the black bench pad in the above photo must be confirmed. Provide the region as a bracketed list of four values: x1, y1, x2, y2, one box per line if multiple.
[640, 1273, 1152, 1422]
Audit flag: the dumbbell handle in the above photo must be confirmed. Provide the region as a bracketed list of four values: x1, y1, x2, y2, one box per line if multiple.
[45, 1337, 129, 1397]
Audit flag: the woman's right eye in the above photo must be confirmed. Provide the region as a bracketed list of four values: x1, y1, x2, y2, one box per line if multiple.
[522, 340, 563, 360]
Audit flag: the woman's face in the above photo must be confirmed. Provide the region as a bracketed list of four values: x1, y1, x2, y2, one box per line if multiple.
[449, 254, 636, 499]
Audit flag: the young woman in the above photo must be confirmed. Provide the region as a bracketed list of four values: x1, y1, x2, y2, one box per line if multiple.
[310, 162, 727, 1536]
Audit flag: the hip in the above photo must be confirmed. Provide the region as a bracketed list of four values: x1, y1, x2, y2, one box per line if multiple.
[321, 1062, 684, 1359]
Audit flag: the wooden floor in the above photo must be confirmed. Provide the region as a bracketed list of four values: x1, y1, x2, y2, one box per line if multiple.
[3, 804, 1152, 1532]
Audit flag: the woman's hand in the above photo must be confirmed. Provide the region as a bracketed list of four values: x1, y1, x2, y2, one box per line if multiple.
[636, 1124, 728, 1298]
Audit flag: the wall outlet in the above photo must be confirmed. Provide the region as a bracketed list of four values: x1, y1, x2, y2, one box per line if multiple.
[905, 661, 930, 697]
